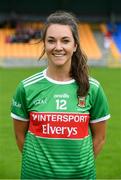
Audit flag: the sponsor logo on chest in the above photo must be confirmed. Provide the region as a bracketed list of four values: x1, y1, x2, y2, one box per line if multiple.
[29, 112, 90, 139]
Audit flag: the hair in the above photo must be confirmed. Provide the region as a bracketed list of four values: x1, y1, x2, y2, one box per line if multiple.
[40, 11, 90, 97]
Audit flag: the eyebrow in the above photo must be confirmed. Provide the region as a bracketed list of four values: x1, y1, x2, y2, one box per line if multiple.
[47, 36, 71, 39]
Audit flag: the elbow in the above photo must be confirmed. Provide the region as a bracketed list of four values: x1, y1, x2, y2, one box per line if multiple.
[14, 133, 25, 152]
[100, 137, 106, 147]
[101, 133, 106, 144]
[100, 133, 106, 143]
[96, 135, 106, 147]
[92, 135, 106, 158]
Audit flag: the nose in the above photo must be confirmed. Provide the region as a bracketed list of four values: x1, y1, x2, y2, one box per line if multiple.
[55, 41, 63, 50]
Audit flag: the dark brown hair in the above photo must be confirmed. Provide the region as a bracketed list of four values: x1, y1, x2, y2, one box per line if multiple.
[40, 11, 89, 97]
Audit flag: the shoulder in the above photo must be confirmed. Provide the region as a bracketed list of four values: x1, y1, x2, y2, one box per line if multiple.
[88, 77, 103, 99]
[21, 70, 45, 88]
[89, 77, 100, 88]
[89, 77, 100, 87]
[88, 77, 107, 104]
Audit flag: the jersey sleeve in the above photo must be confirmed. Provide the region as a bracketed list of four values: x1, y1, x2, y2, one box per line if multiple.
[90, 83, 110, 123]
[11, 81, 29, 121]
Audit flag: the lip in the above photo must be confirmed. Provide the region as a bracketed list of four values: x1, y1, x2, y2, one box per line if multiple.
[53, 55, 65, 57]
[52, 53, 65, 57]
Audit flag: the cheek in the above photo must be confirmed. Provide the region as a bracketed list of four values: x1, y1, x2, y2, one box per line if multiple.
[45, 46, 52, 54]
[45, 43, 54, 53]
[67, 42, 76, 51]
[66, 46, 76, 55]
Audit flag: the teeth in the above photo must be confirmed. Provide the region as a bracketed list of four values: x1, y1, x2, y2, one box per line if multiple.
[54, 54, 64, 57]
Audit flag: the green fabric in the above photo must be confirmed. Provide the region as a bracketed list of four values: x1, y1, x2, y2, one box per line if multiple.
[11, 69, 110, 179]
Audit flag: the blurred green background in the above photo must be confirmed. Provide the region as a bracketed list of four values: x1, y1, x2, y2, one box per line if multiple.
[0, 0, 121, 178]
[0, 67, 121, 179]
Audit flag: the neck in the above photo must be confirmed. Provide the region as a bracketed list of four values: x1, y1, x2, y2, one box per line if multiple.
[46, 67, 72, 81]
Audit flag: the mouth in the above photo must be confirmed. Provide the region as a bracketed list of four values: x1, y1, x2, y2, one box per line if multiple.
[52, 53, 65, 57]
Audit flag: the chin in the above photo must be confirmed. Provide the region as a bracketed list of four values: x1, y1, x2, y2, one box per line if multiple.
[53, 60, 67, 66]
[54, 63, 65, 67]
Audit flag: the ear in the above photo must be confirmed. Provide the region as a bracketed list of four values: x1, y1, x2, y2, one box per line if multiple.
[73, 43, 77, 52]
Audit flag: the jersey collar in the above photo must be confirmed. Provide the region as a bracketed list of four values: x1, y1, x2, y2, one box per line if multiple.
[43, 69, 75, 85]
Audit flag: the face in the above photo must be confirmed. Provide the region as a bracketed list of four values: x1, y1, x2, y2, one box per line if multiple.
[44, 24, 77, 68]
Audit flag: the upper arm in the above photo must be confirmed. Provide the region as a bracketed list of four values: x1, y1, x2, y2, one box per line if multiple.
[90, 121, 107, 140]
[89, 82, 110, 123]
[90, 120, 108, 158]
[13, 119, 29, 138]
[11, 82, 29, 120]
[13, 119, 29, 152]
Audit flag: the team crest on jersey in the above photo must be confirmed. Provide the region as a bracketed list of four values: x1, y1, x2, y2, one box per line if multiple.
[77, 96, 86, 108]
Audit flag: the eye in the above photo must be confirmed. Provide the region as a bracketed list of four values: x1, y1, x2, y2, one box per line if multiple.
[62, 39, 70, 44]
[47, 39, 55, 44]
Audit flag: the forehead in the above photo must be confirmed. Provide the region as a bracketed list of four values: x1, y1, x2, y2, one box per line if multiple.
[46, 24, 73, 38]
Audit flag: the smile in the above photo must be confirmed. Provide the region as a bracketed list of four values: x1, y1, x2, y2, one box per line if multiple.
[52, 54, 65, 57]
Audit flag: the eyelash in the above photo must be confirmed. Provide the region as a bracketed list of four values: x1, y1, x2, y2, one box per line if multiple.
[63, 40, 70, 43]
[47, 39, 55, 43]
[47, 39, 70, 44]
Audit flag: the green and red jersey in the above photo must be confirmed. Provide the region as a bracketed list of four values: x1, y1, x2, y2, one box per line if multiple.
[11, 69, 110, 179]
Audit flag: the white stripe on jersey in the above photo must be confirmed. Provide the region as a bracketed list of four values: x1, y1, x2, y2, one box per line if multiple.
[90, 114, 110, 123]
[24, 76, 45, 87]
[89, 81, 99, 88]
[23, 73, 44, 84]
[89, 77, 100, 85]
[11, 112, 29, 121]
[89, 77, 100, 88]
[23, 72, 43, 83]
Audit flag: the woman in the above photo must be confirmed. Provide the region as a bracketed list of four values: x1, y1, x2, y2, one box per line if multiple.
[11, 11, 110, 179]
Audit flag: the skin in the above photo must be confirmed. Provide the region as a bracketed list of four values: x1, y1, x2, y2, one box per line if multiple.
[13, 24, 107, 157]
[90, 121, 107, 158]
[44, 24, 77, 81]
[13, 119, 29, 152]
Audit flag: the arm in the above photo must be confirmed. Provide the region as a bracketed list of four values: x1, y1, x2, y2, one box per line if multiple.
[13, 119, 29, 153]
[90, 121, 107, 158]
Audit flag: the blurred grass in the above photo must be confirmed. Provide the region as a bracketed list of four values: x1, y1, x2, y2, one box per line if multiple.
[0, 67, 121, 179]
[90, 67, 121, 178]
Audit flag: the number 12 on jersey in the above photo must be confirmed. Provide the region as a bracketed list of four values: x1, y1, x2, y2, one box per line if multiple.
[56, 99, 67, 110]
